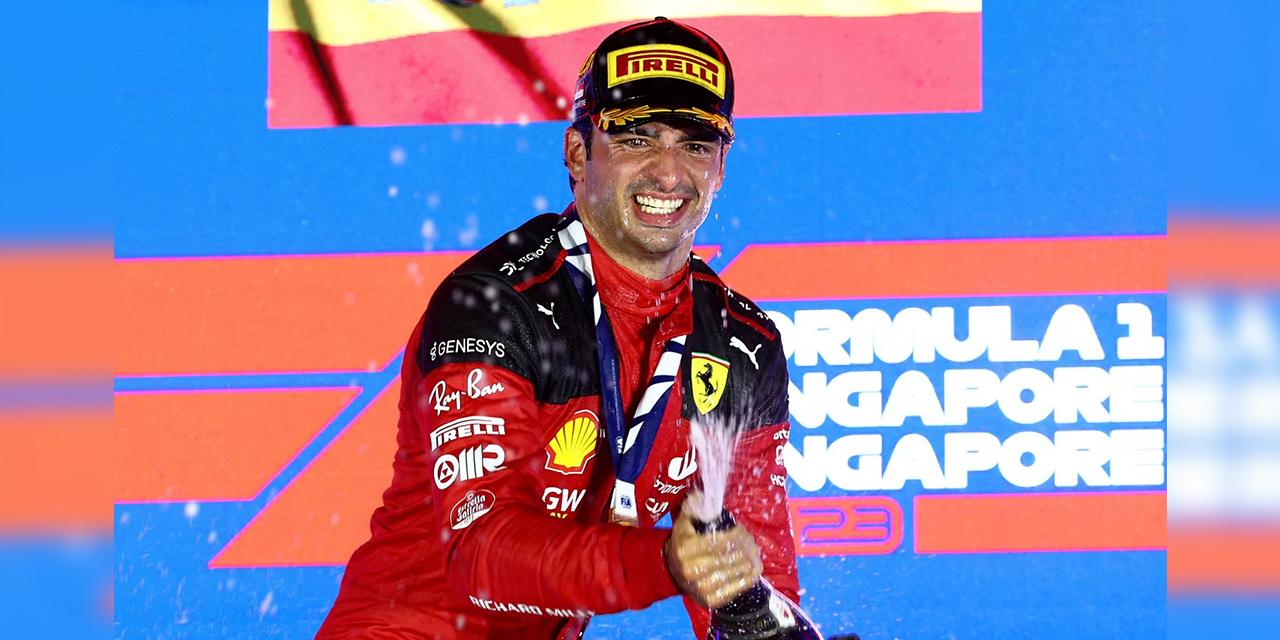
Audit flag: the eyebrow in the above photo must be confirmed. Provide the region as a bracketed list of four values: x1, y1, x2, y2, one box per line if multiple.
[626, 124, 722, 144]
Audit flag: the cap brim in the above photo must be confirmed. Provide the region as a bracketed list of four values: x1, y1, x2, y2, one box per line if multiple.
[593, 98, 735, 141]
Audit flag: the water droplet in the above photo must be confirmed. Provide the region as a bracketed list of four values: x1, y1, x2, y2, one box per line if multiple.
[389, 185, 399, 197]
[390, 147, 406, 165]
[183, 502, 199, 519]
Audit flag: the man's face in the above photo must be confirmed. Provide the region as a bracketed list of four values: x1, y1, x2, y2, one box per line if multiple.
[566, 119, 727, 274]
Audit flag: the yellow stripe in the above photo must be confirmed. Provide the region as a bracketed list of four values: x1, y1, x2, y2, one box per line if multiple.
[270, 0, 981, 46]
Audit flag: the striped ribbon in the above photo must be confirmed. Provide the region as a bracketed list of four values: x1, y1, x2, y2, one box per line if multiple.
[556, 211, 689, 525]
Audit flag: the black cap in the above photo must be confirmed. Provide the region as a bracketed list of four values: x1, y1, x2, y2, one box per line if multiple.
[571, 18, 735, 141]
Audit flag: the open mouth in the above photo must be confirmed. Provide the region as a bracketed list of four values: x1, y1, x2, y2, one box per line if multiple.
[632, 194, 687, 226]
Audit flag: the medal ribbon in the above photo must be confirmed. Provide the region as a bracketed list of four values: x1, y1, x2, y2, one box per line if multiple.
[556, 211, 688, 525]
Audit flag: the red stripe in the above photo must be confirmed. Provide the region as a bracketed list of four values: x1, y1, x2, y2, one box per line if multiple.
[914, 492, 1167, 554]
[268, 13, 981, 128]
[513, 250, 566, 293]
[718, 236, 1166, 301]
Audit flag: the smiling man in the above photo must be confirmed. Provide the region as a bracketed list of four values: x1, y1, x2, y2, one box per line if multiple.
[316, 18, 799, 640]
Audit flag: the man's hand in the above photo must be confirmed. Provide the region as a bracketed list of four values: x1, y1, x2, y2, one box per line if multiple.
[664, 506, 764, 609]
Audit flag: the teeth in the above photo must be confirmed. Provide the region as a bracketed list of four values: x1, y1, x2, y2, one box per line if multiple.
[634, 195, 684, 215]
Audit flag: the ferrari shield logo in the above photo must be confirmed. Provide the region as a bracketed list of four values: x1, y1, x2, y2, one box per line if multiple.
[691, 353, 730, 415]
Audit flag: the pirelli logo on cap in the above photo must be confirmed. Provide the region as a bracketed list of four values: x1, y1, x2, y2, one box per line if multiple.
[606, 44, 725, 98]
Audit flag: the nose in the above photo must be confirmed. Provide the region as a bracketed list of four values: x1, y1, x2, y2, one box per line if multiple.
[644, 143, 684, 192]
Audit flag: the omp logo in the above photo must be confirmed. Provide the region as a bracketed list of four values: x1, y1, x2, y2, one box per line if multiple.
[430, 416, 505, 451]
[790, 496, 904, 556]
[606, 44, 725, 97]
[435, 444, 506, 489]
[544, 410, 599, 475]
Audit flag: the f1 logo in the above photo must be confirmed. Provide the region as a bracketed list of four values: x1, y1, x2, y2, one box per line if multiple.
[789, 496, 904, 556]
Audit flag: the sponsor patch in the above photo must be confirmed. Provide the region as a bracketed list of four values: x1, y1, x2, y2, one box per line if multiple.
[430, 337, 505, 361]
[435, 444, 506, 489]
[430, 415, 506, 451]
[544, 409, 599, 475]
[606, 44, 726, 97]
[542, 487, 587, 518]
[691, 352, 730, 414]
[645, 497, 670, 520]
[667, 448, 698, 481]
[450, 489, 495, 530]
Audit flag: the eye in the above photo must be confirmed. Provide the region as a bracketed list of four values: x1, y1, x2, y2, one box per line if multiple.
[619, 137, 648, 148]
[685, 142, 715, 156]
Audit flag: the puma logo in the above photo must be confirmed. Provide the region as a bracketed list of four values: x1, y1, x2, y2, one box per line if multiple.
[730, 336, 762, 370]
[536, 302, 559, 330]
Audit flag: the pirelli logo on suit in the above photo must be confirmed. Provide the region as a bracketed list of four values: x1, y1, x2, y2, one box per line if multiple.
[606, 44, 726, 97]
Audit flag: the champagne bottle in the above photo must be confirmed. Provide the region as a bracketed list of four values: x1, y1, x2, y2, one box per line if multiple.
[694, 509, 829, 640]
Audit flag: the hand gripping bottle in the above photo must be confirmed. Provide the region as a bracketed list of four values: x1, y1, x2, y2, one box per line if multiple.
[694, 509, 828, 640]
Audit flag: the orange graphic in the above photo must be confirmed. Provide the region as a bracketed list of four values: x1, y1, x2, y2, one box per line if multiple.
[914, 491, 1167, 553]
[209, 380, 400, 567]
[0, 408, 111, 533]
[115, 388, 359, 502]
[544, 410, 599, 475]
[0, 247, 111, 380]
[1168, 524, 1280, 591]
[1169, 218, 1280, 285]
[114, 252, 467, 375]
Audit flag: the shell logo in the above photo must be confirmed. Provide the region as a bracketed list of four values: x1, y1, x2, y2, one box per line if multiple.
[544, 409, 599, 475]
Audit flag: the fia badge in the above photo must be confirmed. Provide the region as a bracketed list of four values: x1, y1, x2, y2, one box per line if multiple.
[691, 353, 729, 415]
[609, 479, 639, 527]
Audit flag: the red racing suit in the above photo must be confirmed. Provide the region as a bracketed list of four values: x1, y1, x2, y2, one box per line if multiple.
[316, 211, 798, 640]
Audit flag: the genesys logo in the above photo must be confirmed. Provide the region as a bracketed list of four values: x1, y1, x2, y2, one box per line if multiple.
[435, 444, 506, 489]
[429, 337, 506, 362]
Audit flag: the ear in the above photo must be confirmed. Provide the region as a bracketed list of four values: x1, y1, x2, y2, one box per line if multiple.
[564, 126, 588, 184]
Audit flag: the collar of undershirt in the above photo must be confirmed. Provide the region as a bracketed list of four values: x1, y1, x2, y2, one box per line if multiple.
[584, 231, 691, 325]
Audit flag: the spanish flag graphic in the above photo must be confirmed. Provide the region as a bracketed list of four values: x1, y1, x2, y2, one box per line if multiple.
[268, 0, 982, 128]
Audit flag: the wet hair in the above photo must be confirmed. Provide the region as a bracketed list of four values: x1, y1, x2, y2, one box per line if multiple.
[567, 118, 595, 192]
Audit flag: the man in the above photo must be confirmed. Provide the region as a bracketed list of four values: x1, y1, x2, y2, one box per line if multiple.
[317, 18, 798, 640]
